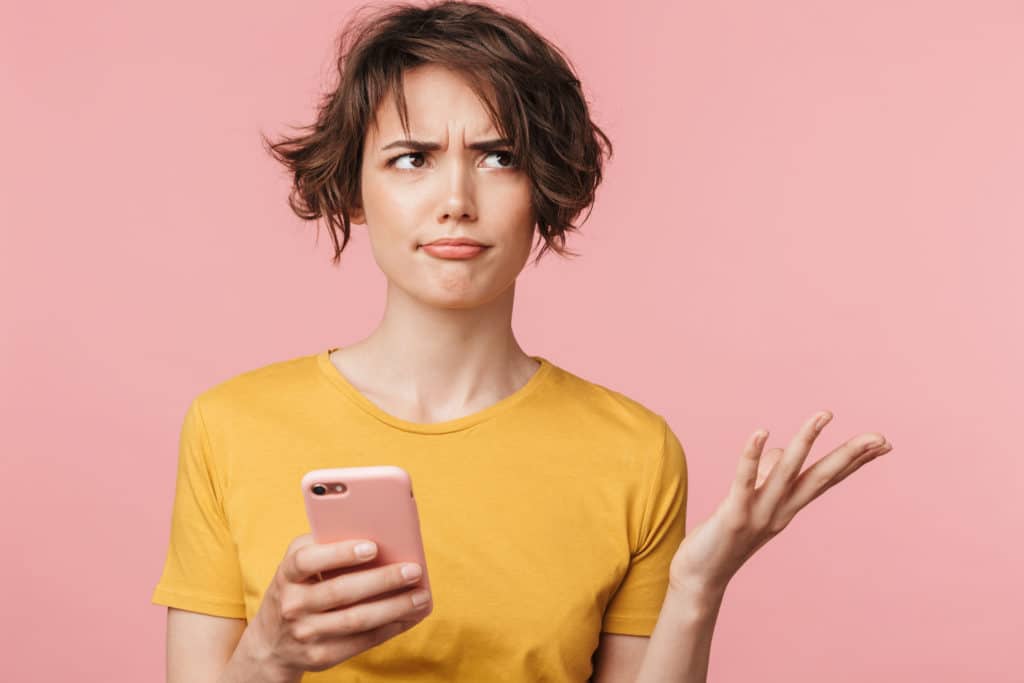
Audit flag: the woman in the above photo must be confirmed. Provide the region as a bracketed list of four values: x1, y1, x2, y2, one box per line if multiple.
[152, 2, 893, 681]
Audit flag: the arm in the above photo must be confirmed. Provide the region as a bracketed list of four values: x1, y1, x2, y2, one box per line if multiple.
[166, 607, 301, 683]
[628, 411, 891, 682]
[166, 608, 246, 683]
[632, 585, 724, 683]
[591, 633, 649, 682]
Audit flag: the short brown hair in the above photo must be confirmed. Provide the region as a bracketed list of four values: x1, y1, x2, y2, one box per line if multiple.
[262, 0, 613, 266]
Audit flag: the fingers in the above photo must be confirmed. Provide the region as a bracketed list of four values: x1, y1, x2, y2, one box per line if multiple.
[809, 437, 892, 502]
[755, 448, 784, 488]
[829, 439, 892, 486]
[731, 430, 768, 499]
[304, 562, 425, 613]
[282, 538, 378, 584]
[351, 619, 415, 651]
[777, 435, 892, 521]
[295, 584, 432, 640]
[756, 411, 831, 506]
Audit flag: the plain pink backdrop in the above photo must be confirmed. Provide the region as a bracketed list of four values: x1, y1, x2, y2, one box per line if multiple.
[2, 0, 1021, 680]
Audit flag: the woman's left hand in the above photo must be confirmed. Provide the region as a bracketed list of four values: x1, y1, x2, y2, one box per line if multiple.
[667, 410, 893, 599]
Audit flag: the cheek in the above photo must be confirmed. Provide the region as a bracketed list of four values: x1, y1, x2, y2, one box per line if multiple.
[362, 187, 422, 244]
[495, 181, 536, 230]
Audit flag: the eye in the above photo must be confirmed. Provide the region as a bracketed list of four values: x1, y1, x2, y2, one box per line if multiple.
[385, 150, 517, 170]
[387, 152, 426, 170]
[483, 150, 516, 169]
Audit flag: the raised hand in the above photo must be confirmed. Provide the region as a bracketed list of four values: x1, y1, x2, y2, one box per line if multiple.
[667, 411, 893, 597]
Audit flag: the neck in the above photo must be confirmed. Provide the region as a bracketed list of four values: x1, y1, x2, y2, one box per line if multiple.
[336, 278, 538, 415]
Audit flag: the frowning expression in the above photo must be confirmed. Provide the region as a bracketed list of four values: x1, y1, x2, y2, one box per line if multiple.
[350, 64, 537, 308]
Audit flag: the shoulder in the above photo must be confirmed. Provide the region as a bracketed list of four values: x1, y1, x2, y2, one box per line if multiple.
[189, 349, 323, 423]
[541, 360, 672, 452]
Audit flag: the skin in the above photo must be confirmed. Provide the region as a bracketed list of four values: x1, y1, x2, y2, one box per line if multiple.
[332, 63, 540, 424]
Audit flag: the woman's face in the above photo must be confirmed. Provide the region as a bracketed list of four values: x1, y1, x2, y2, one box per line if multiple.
[350, 64, 536, 309]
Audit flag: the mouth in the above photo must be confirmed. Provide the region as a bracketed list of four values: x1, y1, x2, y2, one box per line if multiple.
[421, 238, 489, 247]
[418, 242, 491, 260]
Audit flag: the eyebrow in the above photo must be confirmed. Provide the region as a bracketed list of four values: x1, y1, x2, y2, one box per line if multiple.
[379, 137, 512, 152]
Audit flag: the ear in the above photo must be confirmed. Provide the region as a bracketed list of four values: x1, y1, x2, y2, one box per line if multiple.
[348, 203, 366, 226]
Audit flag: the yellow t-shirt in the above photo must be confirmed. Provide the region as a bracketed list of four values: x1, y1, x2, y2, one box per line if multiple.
[152, 347, 688, 682]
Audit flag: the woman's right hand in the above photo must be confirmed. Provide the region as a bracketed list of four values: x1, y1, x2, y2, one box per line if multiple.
[245, 533, 432, 680]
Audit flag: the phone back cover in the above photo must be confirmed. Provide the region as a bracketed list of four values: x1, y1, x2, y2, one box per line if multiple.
[301, 466, 431, 607]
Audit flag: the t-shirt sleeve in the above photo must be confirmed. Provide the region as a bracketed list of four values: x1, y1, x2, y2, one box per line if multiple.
[151, 397, 247, 619]
[601, 417, 688, 635]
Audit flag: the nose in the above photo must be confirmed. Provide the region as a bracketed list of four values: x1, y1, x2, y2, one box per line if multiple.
[437, 158, 477, 224]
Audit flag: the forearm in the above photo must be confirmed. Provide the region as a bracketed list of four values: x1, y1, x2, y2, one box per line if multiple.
[633, 585, 726, 683]
[218, 625, 303, 683]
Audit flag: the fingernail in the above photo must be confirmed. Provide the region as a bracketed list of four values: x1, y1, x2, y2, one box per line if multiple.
[411, 590, 431, 606]
[401, 563, 422, 580]
[355, 542, 377, 558]
[815, 412, 833, 430]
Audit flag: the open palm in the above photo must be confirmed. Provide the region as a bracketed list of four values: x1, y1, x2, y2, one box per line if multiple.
[668, 411, 893, 596]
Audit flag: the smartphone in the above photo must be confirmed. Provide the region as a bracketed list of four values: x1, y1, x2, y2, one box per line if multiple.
[301, 466, 431, 611]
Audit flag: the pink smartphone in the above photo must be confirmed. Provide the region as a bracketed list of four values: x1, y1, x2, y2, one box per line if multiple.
[301, 466, 431, 610]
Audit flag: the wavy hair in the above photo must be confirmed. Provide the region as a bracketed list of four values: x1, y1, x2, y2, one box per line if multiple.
[262, 0, 613, 265]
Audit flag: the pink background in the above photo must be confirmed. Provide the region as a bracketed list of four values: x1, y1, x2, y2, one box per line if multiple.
[3, 1, 1021, 680]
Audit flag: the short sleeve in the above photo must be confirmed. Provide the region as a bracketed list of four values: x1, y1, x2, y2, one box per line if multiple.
[601, 418, 688, 635]
[151, 398, 246, 618]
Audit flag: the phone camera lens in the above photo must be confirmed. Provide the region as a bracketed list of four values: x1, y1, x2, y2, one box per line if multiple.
[311, 484, 327, 496]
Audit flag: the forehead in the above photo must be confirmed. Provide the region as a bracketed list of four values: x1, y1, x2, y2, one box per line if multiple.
[368, 64, 501, 142]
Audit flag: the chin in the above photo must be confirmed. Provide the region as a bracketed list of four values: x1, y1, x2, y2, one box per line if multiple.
[419, 290, 492, 310]
[406, 278, 509, 309]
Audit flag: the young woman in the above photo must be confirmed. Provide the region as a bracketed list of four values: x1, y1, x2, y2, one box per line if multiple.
[152, 2, 893, 681]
